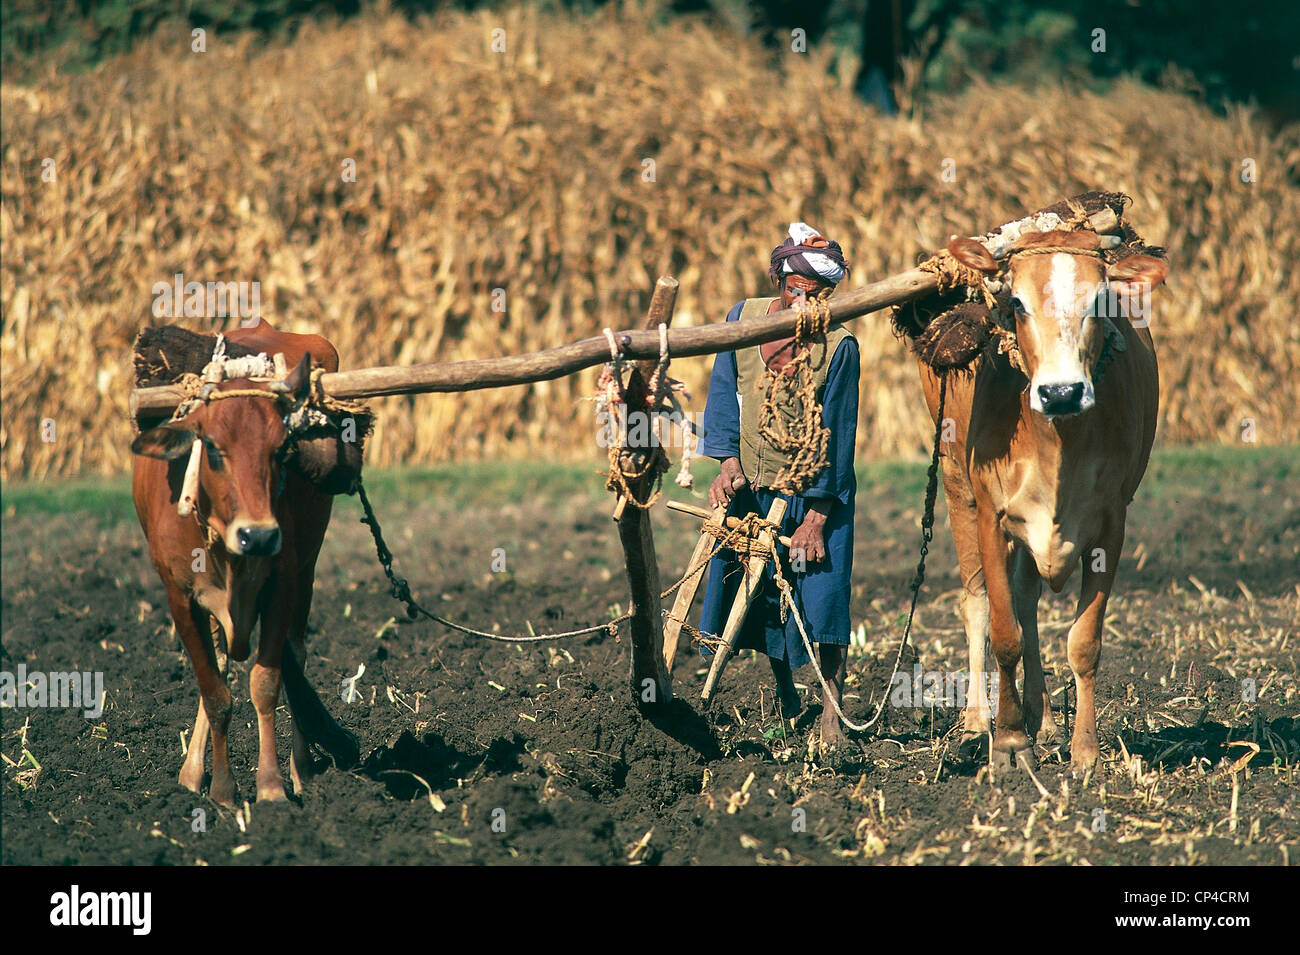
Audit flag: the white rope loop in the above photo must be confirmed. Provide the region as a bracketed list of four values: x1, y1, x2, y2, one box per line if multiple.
[777, 577, 873, 733]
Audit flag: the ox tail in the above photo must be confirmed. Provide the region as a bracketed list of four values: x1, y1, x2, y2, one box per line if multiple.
[281, 642, 361, 769]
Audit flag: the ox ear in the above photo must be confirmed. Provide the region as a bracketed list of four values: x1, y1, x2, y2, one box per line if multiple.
[278, 352, 312, 405]
[132, 425, 198, 460]
[1107, 255, 1169, 289]
[946, 237, 999, 274]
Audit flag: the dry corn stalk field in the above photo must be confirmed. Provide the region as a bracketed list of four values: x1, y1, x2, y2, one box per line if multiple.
[2, 3, 1298, 481]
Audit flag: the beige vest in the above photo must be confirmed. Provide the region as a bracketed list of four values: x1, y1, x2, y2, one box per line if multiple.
[735, 297, 854, 490]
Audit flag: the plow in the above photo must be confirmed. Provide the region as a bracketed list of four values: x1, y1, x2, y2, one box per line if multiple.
[128, 191, 1153, 721]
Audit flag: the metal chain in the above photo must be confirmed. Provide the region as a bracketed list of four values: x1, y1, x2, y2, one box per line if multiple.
[356, 482, 725, 644]
[793, 373, 947, 734]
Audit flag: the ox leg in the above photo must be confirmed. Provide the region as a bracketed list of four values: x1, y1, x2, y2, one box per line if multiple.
[976, 506, 1031, 767]
[288, 635, 313, 796]
[179, 699, 210, 794]
[250, 569, 298, 802]
[959, 589, 992, 743]
[287, 623, 316, 794]
[1012, 548, 1056, 747]
[170, 593, 236, 806]
[248, 660, 287, 802]
[1068, 519, 1123, 774]
[178, 604, 216, 793]
[286, 488, 332, 795]
[942, 456, 992, 746]
[284, 591, 315, 795]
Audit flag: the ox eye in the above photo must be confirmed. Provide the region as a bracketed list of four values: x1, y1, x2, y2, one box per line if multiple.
[203, 437, 224, 471]
[1010, 296, 1027, 318]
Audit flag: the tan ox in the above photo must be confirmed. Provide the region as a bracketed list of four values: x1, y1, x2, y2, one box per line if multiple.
[919, 229, 1168, 772]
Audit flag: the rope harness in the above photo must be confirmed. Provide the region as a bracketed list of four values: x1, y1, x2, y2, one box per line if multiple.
[165, 334, 371, 546]
[597, 324, 697, 508]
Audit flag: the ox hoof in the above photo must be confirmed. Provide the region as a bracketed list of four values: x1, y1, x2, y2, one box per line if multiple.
[1070, 751, 1099, 778]
[1068, 732, 1100, 777]
[257, 770, 288, 803]
[1035, 725, 1067, 762]
[290, 761, 308, 796]
[209, 774, 238, 809]
[991, 747, 1038, 771]
[1036, 722, 1064, 748]
[1015, 748, 1039, 771]
[178, 765, 204, 795]
[958, 731, 990, 762]
[990, 731, 1033, 770]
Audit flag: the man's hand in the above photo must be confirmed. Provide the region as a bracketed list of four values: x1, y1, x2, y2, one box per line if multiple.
[788, 501, 832, 566]
[708, 457, 748, 508]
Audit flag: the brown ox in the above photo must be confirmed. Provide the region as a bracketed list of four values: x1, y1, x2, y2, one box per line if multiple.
[919, 230, 1168, 772]
[132, 321, 358, 805]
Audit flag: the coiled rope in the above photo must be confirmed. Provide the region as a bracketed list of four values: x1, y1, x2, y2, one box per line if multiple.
[757, 296, 833, 496]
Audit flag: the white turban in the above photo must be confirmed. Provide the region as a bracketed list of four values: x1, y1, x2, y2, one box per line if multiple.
[772, 222, 848, 284]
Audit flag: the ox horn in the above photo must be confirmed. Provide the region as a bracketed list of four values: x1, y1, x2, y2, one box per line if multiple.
[177, 438, 203, 518]
[271, 353, 313, 402]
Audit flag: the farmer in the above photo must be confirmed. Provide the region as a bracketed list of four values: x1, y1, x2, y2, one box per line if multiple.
[696, 222, 859, 746]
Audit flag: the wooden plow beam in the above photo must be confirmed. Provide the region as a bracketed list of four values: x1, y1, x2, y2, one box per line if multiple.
[613, 276, 679, 713]
[128, 203, 1123, 419]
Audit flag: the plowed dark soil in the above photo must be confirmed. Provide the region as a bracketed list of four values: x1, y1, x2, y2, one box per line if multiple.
[3, 451, 1297, 865]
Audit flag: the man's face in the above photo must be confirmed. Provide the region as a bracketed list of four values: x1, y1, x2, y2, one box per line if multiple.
[779, 274, 834, 309]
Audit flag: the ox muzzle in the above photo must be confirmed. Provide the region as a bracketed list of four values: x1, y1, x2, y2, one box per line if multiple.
[225, 520, 282, 557]
[1034, 380, 1093, 417]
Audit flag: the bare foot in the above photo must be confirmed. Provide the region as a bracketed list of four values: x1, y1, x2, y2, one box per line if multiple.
[819, 714, 847, 749]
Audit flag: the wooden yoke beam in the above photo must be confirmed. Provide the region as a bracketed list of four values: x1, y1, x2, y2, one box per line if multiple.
[130, 206, 1121, 419]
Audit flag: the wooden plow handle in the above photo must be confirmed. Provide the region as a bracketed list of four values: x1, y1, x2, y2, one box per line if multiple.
[700, 497, 788, 704]
[664, 499, 794, 549]
[661, 502, 728, 672]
